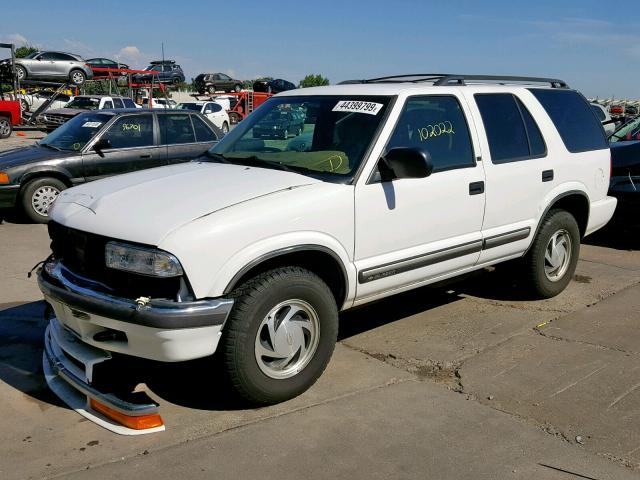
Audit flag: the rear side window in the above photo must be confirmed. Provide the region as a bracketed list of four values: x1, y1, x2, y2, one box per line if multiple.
[191, 115, 217, 142]
[158, 114, 196, 144]
[113, 98, 124, 109]
[123, 98, 136, 108]
[591, 104, 606, 121]
[475, 94, 546, 163]
[386, 95, 475, 172]
[529, 89, 607, 152]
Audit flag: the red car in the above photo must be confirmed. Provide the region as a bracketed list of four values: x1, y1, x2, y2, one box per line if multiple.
[610, 104, 625, 115]
[0, 99, 21, 139]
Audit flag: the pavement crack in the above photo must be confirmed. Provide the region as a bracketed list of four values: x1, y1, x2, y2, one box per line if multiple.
[534, 327, 635, 354]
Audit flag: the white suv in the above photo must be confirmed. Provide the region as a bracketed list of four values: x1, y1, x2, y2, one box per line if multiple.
[176, 101, 231, 134]
[38, 74, 616, 433]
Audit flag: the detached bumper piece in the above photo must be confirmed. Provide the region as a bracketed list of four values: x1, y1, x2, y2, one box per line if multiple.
[43, 318, 165, 435]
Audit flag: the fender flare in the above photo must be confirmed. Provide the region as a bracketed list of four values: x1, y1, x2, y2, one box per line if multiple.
[525, 189, 590, 255]
[223, 244, 350, 296]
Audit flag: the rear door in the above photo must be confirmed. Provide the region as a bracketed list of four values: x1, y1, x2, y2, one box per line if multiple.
[463, 90, 554, 264]
[82, 113, 167, 180]
[159, 113, 216, 164]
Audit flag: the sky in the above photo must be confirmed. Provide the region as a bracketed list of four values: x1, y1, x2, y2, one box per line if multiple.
[0, 0, 638, 99]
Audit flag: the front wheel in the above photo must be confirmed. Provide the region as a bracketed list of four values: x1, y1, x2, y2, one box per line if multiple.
[521, 209, 580, 299]
[69, 69, 86, 85]
[21, 177, 66, 223]
[234, 84, 241, 92]
[220, 267, 338, 405]
[15, 65, 27, 81]
[207, 85, 215, 94]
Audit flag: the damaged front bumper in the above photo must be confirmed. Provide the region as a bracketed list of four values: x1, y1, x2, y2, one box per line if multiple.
[38, 259, 235, 434]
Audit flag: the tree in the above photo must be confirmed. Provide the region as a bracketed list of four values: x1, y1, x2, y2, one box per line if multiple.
[299, 74, 329, 88]
[15, 45, 38, 58]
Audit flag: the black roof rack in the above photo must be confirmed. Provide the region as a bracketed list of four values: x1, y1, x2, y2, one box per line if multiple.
[338, 74, 569, 89]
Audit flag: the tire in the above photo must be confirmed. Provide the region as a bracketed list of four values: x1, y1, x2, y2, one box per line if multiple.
[521, 209, 580, 299]
[173, 77, 180, 85]
[221, 122, 229, 135]
[20, 177, 67, 223]
[69, 69, 86, 85]
[221, 267, 338, 405]
[0, 117, 11, 139]
[15, 65, 27, 81]
[234, 84, 241, 92]
[207, 85, 215, 94]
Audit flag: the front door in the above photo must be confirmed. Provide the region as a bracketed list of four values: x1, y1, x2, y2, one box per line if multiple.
[82, 113, 166, 181]
[354, 94, 486, 302]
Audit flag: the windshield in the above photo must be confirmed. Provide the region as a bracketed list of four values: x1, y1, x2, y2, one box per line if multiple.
[208, 95, 392, 182]
[610, 116, 640, 143]
[65, 97, 101, 110]
[25, 52, 39, 59]
[40, 113, 111, 151]
[177, 103, 202, 111]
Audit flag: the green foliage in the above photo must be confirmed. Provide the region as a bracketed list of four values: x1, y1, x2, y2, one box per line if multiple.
[15, 45, 38, 58]
[299, 74, 329, 88]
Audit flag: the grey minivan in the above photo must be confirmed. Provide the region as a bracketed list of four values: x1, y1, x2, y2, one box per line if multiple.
[15, 51, 94, 85]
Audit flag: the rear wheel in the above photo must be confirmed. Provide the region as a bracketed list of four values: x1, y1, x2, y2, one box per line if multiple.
[207, 85, 215, 94]
[69, 69, 86, 85]
[0, 117, 11, 139]
[220, 267, 338, 405]
[21, 177, 66, 223]
[521, 209, 580, 298]
[234, 84, 241, 92]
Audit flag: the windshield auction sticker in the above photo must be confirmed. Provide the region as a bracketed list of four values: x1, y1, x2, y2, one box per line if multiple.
[332, 100, 383, 115]
[82, 121, 102, 128]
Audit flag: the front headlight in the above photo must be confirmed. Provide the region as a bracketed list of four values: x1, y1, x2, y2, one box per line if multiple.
[105, 241, 183, 277]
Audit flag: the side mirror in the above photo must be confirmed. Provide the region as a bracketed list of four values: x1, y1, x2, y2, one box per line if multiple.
[93, 138, 111, 155]
[379, 147, 433, 181]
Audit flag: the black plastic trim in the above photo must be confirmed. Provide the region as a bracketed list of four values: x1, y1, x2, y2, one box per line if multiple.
[223, 244, 349, 298]
[39, 261, 233, 329]
[483, 227, 531, 250]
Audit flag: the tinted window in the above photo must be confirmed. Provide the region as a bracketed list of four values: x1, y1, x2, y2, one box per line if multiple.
[591, 104, 606, 121]
[101, 115, 154, 149]
[103, 100, 114, 109]
[219, 74, 230, 80]
[517, 98, 546, 157]
[192, 115, 217, 142]
[211, 103, 223, 113]
[386, 95, 474, 172]
[158, 114, 196, 144]
[475, 94, 529, 163]
[113, 98, 124, 109]
[529, 89, 607, 152]
[123, 98, 136, 108]
[475, 94, 546, 163]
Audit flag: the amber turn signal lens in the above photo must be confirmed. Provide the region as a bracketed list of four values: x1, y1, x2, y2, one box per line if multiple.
[0, 172, 9, 184]
[90, 399, 164, 430]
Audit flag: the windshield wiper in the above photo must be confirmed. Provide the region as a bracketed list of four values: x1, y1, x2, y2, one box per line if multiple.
[202, 151, 231, 163]
[228, 155, 300, 173]
[39, 143, 62, 151]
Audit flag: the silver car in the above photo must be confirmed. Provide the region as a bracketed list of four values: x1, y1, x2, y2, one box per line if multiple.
[15, 51, 93, 85]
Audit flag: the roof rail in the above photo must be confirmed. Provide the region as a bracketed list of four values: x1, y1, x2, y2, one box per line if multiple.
[338, 74, 569, 89]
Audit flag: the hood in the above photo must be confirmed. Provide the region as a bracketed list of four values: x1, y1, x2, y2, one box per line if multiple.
[0, 145, 72, 171]
[43, 108, 87, 116]
[51, 161, 319, 245]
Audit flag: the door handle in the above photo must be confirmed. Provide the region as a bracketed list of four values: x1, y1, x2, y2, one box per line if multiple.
[139, 154, 151, 159]
[542, 169, 554, 182]
[469, 181, 484, 195]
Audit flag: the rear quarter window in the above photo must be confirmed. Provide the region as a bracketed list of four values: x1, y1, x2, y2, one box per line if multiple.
[529, 89, 607, 153]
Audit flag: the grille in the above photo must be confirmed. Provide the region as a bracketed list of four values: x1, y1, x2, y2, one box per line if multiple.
[48, 221, 182, 300]
[42, 113, 72, 126]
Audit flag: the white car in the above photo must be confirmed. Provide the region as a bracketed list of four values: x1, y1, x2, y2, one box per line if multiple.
[39, 74, 616, 434]
[176, 101, 230, 134]
[142, 97, 176, 109]
[591, 103, 616, 136]
[18, 91, 73, 113]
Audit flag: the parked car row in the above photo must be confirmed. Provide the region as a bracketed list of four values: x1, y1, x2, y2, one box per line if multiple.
[0, 109, 221, 221]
